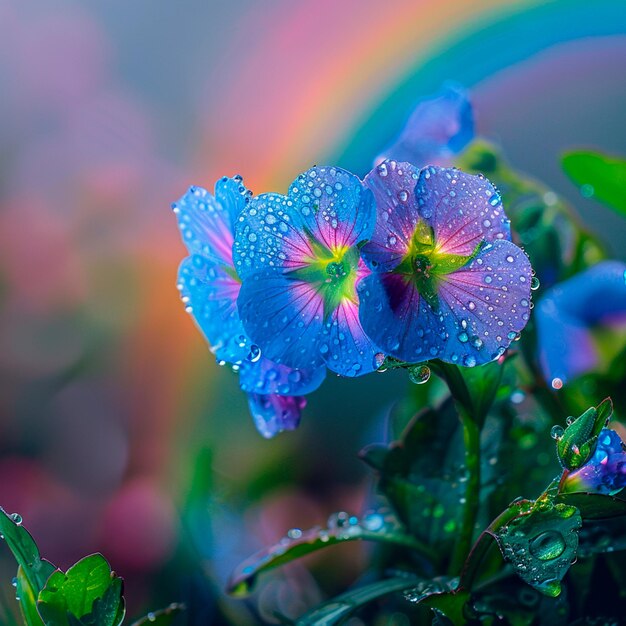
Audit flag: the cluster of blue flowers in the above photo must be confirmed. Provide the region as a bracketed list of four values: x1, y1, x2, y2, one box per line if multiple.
[173, 86, 534, 438]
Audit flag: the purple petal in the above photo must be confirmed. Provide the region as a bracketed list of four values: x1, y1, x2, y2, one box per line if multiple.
[436, 240, 533, 366]
[536, 261, 626, 384]
[362, 160, 422, 272]
[288, 165, 375, 251]
[247, 393, 306, 438]
[415, 166, 511, 256]
[357, 272, 446, 362]
[237, 269, 325, 371]
[322, 298, 380, 377]
[233, 192, 316, 279]
[375, 83, 474, 168]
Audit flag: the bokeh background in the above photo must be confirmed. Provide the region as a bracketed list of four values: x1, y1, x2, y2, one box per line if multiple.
[1, 0, 625, 623]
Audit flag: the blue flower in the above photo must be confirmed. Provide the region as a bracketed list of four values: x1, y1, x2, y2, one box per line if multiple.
[357, 161, 533, 366]
[536, 261, 626, 387]
[233, 166, 380, 377]
[563, 428, 626, 495]
[173, 177, 325, 437]
[247, 394, 306, 440]
[375, 83, 474, 168]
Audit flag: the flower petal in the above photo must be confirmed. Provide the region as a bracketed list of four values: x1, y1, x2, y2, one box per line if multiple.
[416, 166, 511, 256]
[247, 393, 306, 439]
[288, 165, 375, 251]
[536, 261, 626, 384]
[237, 269, 325, 370]
[375, 83, 474, 167]
[239, 358, 325, 396]
[174, 177, 250, 264]
[233, 192, 315, 279]
[214, 174, 251, 224]
[436, 240, 533, 366]
[177, 254, 250, 364]
[362, 160, 422, 272]
[322, 298, 379, 377]
[357, 271, 446, 362]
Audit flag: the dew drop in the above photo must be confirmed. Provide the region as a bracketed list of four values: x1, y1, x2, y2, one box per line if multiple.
[580, 184, 594, 198]
[529, 531, 566, 561]
[530, 276, 540, 291]
[408, 364, 430, 385]
[463, 355, 477, 367]
[551, 377, 563, 390]
[550, 425, 564, 440]
[10, 513, 22, 525]
[247, 344, 261, 363]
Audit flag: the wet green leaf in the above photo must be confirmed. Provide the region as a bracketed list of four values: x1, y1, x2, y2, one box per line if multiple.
[405, 577, 468, 626]
[556, 398, 612, 470]
[556, 492, 626, 520]
[0, 509, 55, 625]
[130, 604, 185, 626]
[361, 400, 466, 558]
[15, 567, 45, 626]
[37, 554, 125, 626]
[227, 512, 429, 596]
[494, 503, 582, 597]
[562, 150, 626, 215]
[293, 577, 419, 625]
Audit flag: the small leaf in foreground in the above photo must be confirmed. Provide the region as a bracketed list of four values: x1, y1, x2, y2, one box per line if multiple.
[495, 503, 582, 597]
[37, 554, 125, 626]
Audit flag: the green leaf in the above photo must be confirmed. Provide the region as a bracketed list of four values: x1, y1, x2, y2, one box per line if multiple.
[405, 578, 469, 626]
[293, 577, 420, 625]
[130, 604, 185, 626]
[556, 492, 626, 519]
[555, 398, 612, 470]
[15, 567, 45, 626]
[37, 554, 125, 626]
[562, 150, 626, 215]
[0, 510, 55, 593]
[227, 512, 429, 596]
[494, 503, 582, 597]
[0, 509, 55, 624]
[360, 400, 467, 558]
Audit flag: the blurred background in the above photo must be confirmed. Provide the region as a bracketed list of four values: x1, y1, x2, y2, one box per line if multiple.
[0, 0, 625, 623]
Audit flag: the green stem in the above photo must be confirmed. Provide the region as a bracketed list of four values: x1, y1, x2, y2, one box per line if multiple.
[449, 406, 482, 575]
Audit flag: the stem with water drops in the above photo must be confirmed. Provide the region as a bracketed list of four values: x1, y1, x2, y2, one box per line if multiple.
[449, 405, 482, 576]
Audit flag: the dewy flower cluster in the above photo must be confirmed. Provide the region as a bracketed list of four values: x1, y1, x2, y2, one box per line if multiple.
[172, 86, 535, 438]
[174, 159, 532, 438]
